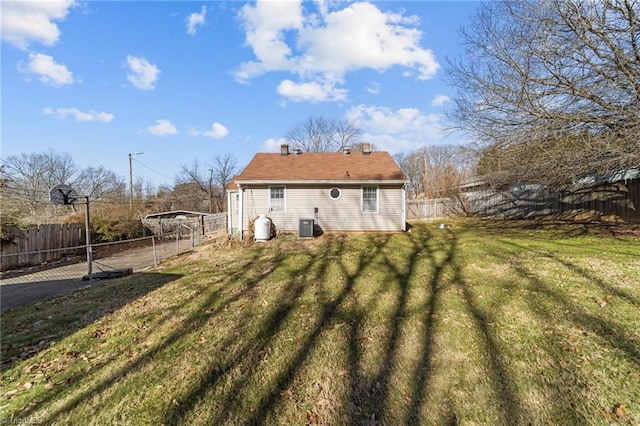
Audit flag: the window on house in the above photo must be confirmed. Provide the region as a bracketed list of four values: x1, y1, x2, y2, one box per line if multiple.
[269, 185, 285, 212]
[329, 187, 341, 200]
[362, 186, 378, 213]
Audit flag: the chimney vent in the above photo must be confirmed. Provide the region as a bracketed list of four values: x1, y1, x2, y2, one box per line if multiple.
[362, 143, 372, 154]
[280, 144, 289, 156]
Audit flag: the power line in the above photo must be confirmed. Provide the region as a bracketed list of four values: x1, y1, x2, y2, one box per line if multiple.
[133, 158, 175, 181]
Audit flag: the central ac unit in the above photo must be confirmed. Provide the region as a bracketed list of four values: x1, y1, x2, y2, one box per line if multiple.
[299, 218, 314, 238]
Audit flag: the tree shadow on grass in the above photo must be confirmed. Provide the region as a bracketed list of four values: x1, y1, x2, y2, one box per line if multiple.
[464, 218, 640, 253]
[167, 236, 349, 424]
[18, 244, 276, 422]
[214, 234, 392, 425]
[152, 232, 425, 425]
[498, 239, 640, 362]
[472, 239, 640, 423]
[448, 238, 528, 424]
[403, 229, 456, 424]
[16, 223, 629, 424]
[0, 272, 183, 372]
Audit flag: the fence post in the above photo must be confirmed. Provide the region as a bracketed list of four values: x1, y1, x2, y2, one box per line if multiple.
[152, 235, 157, 266]
[84, 196, 92, 280]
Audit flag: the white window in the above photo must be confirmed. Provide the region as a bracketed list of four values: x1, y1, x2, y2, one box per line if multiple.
[362, 186, 378, 213]
[269, 185, 285, 212]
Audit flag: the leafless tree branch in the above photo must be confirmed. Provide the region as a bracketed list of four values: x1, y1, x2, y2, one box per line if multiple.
[447, 0, 640, 187]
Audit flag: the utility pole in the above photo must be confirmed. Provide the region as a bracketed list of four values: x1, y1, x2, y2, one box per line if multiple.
[417, 153, 428, 198]
[129, 152, 143, 214]
[208, 168, 214, 213]
[423, 153, 428, 199]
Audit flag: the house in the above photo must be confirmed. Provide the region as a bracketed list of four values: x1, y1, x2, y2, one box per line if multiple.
[227, 144, 408, 236]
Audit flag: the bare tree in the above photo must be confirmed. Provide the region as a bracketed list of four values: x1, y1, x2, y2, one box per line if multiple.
[396, 146, 475, 199]
[174, 155, 239, 213]
[1, 150, 78, 219]
[75, 166, 126, 200]
[210, 154, 239, 212]
[286, 116, 362, 152]
[174, 160, 210, 211]
[447, 0, 640, 187]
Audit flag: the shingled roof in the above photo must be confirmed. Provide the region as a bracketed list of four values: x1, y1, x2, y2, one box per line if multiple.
[233, 150, 407, 184]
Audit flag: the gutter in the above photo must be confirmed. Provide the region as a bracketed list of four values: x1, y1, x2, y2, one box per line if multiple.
[235, 179, 409, 185]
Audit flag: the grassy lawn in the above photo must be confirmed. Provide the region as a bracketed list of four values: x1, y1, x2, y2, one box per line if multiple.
[1, 219, 639, 424]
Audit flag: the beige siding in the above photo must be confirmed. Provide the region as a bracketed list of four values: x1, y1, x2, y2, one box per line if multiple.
[240, 184, 405, 233]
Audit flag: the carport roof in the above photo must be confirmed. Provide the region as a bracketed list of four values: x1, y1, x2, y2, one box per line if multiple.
[143, 210, 216, 219]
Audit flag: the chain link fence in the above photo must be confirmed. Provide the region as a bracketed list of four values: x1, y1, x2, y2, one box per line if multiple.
[0, 230, 213, 285]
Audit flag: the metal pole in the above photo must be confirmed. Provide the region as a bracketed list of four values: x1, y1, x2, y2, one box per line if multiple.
[208, 168, 213, 213]
[129, 153, 133, 214]
[129, 152, 143, 215]
[152, 235, 157, 266]
[84, 196, 92, 280]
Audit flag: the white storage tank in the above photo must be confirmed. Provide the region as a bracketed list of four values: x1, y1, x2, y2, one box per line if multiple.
[254, 215, 271, 241]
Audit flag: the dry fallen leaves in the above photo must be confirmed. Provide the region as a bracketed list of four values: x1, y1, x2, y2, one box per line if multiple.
[596, 295, 612, 308]
[613, 404, 630, 422]
[306, 409, 319, 424]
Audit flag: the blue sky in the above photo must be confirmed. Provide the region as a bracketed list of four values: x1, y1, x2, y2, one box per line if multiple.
[1, 0, 478, 188]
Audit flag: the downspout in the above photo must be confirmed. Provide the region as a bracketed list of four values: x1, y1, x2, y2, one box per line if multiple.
[226, 191, 232, 234]
[402, 184, 407, 231]
[238, 184, 243, 238]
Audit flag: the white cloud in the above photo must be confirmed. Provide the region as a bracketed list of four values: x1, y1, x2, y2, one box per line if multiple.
[277, 79, 347, 103]
[43, 107, 114, 122]
[345, 104, 446, 153]
[126, 55, 160, 90]
[260, 137, 288, 152]
[431, 94, 450, 107]
[235, 1, 439, 103]
[236, 0, 303, 80]
[366, 82, 381, 95]
[147, 119, 177, 136]
[24, 53, 74, 86]
[190, 122, 229, 139]
[1, 0, 75, 50]
[186, 6, 207, 36]
[297, 3, 439, 79]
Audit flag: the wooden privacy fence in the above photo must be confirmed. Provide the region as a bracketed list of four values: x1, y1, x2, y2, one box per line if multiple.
[407, 180, 640, 222]
[1, 223, 85, 271]
[406, 198, 465, 220]
[142, 212, 227, 237]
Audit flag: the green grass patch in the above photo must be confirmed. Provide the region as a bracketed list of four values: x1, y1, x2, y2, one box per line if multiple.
[1, 219, 639, 424]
